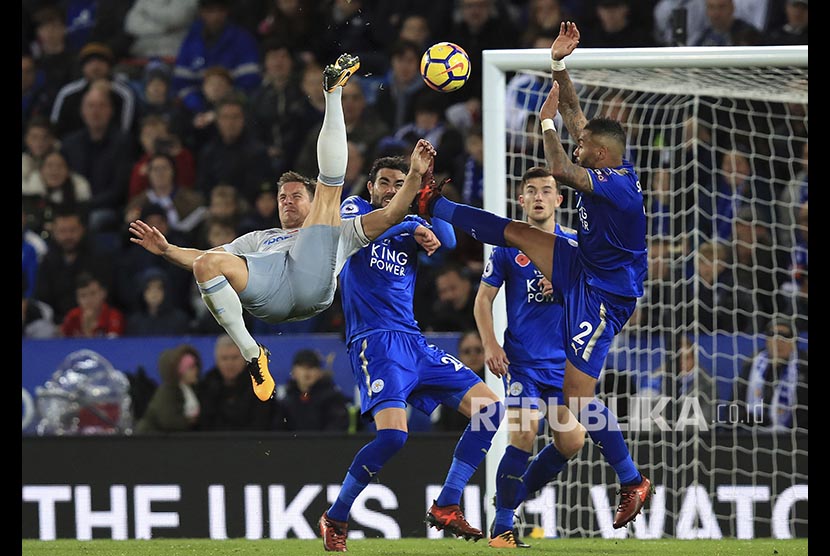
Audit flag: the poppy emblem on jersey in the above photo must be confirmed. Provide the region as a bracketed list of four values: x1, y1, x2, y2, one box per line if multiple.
[592, 169, 607, 182]
[508, 381, 524, 396]
[515, 253, 531, 267]
[342, 203, 359, 214]
[371, 379, 385, 393]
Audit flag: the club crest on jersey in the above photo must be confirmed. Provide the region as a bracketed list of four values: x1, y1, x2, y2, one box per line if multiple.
[508, 381, 524, 396]
[515, 253, 531, 267]
[371, 379, 385, 393]
[341, 202, 359, 214]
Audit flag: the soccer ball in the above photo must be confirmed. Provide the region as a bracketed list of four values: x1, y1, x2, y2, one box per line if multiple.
[420, 42, 471, 93]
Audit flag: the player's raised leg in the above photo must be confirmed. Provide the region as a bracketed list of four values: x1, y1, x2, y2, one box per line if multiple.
[191, 250, 273, 401]
[305, 53, 361, 229]
[414, 184, 558, 281]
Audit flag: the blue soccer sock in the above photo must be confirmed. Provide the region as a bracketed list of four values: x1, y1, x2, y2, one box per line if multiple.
[580, 398, 641, 485]
[493, 445, 531, 536]
[522, 443, 569, 495]
[436, 401, 504, 507]
[327, 429, 408, 522]
[432, 197, 510, 247]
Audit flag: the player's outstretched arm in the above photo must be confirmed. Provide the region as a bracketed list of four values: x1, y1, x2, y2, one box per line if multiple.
[474, 282, 510, 377]
[540, 83, 593, 194]
[360, 139, 436, 240]
[129, 219, 210, 270]
[551, 21, 587, 139]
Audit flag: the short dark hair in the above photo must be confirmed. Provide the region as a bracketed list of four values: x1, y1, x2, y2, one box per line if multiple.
[277, 171, 315, 199]
[292, 349, 322, 369]
[368, 156, 409, 184]
[585, 117, 627, 151]
[520, 166, 557, 191]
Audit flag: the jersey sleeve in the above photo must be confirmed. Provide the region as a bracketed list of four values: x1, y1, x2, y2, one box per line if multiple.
[588, 167, 641, 210]
[335, 216, 371, 275]
[481, 247, 506, 288]
[222, 231, 261, 255]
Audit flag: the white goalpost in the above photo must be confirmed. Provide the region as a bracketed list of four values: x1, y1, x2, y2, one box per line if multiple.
[482, 45, 807, 539]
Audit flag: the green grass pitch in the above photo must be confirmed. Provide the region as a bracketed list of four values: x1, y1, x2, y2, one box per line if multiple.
[21, 538, 809, 555]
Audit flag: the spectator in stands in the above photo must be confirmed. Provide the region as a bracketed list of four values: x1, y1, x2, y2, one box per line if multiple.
[197, 334, 277, 431]
[237, 182, 278, 235]
[23, 273, 58, 339]
[60, 271, 125, 338]
[676, 239, 752, 334]
[60, 81, 136, 234]
[135, 343, 203, 433]
[424, 263, 478, 332]
[392, 91, 464, 178]
[781, 200, 807, 334]
[185, 65, 237, 151]
[436, 330, 486, 431]
[447, 0, 519, 103]
[113, 203, 195, 318]
[398, 14, 433, 50]
[764, 0, 807, 45]
[583, 0, 657, 48]
[23, 150, 92, 237]
[22, 116, 60, 195]
[278, 349, 350, 431]
[22, 217, 39, 301]
[124, 0, 199, 60]
[296, 76, 390, 178]
[133, 62, 190, 140]
[22, 204, 49, 264]
[451, 124, 484, 208]
[653, 0, 709, 46]
[520, 0, 574, 48]
[125, 152, 207, 243]
[128, 114, 196, 201]
[192, 183, 249, 244]
[373, 40, 426, 132]
[695, 0, 760, 46]
[63, 0, 135, 59]
[339, 141, 369, 202]
[22, 53, 50, 133]
[662, 335, 717, 428]
[35, 207, 114, 323]
[247, 39, 306, 177]
[639, 236, 682, 334]
[194, 94, 272, 204]
[50, 42, 136, 138]
[316, 0, 386, 75]
[28, 6, 74, 114]
[734, 318, 808, 430]
[256, 0, 317, 59]
[125, 267, 192, 337]
[171, 0, 262, 115]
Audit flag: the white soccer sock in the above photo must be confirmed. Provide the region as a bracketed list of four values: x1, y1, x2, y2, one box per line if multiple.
[198, 276, 260, 361]
[317, 87, 347, 187]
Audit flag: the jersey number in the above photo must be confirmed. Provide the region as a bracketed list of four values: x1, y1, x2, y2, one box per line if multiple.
[441, 354, 465, 372]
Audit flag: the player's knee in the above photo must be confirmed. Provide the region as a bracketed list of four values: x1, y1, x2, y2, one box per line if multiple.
[192, 252, 218, 278]
[509, 429, 537, 453]
[376, 428, 408, 455]
[555, 427, 586, 458]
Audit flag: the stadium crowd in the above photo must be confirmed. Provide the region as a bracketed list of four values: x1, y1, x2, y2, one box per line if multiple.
[22, 0, 807, 431]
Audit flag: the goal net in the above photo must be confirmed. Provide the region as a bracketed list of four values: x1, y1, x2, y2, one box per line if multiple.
[481, 46, 807, 540]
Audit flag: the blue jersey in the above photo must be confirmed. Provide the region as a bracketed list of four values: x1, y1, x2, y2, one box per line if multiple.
[577, 160, 648, 298]
[339, 196, 431, 343]
[481, 224, 575, 370]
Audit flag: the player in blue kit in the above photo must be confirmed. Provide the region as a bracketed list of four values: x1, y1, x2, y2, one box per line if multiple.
[474, 167, 586, 548]
[130, 54, 437, 405]
[318, 159, 506, 552]
[413, 21, 653, 530]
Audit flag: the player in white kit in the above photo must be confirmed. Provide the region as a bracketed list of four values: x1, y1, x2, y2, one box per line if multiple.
[129, 54, 438, 403]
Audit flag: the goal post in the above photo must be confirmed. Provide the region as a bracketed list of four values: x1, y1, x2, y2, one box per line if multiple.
[481, 45, 808, 538]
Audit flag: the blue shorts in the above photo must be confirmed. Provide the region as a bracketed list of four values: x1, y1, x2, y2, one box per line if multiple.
[503, 365, 565, 410]
[551, 238, 637, 379]
[348, 331, 483, 418]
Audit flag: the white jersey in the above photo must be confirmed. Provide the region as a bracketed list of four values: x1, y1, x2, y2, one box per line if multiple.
[222, 216, 369, 274]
